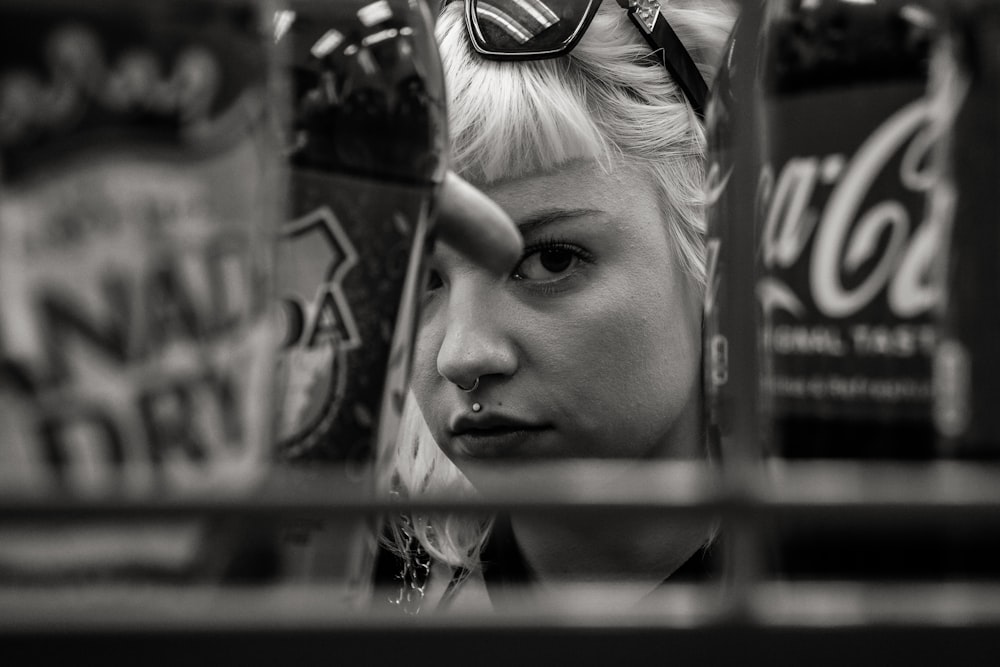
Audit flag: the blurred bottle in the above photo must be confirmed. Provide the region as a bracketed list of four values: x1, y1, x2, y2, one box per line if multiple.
[0, 0, 283, 582]
[703, 0, 769, 596]
[704, 1, 767, 468]
[931, 0, 1000, 461]
[270, 0, 445, 597]
[928, 0, 1000, 578]
[757, 0, 945, 580]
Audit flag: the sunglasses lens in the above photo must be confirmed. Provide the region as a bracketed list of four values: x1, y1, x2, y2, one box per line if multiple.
[469, 0, 598, 54]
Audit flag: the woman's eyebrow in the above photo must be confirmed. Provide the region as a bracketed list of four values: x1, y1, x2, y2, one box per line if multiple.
[516, 208, 604, 234]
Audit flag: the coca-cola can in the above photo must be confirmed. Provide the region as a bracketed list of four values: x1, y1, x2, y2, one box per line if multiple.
[0, 0, 283, 582]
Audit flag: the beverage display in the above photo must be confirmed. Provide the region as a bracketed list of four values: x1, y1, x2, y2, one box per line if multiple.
[271, 0, 445, 589]
[757, 0, 945, 579]
[0, 0, 282, 581]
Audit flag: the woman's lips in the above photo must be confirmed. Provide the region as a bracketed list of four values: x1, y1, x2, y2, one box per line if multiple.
[451, 426, 551, 458]
[449, 414, 551, 457]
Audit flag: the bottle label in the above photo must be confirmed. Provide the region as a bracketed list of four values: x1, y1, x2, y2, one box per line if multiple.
[0, 3, 279, 496]
[274, 168, 430, 463]
[760, 83, 941, 420]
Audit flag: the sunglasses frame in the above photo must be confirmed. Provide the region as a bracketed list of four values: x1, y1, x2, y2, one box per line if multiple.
[459, 0, 708, 119]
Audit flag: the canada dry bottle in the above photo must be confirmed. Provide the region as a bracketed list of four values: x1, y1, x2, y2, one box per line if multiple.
[758, 0, 944, 579]
[0, 0, 283, 582]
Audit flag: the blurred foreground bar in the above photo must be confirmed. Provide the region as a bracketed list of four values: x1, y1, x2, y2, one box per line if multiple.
[8, 581, 1000, 628]
[3, 460, 1000, 524]
[4, 582, 1000, 665]
[5, 458, 1000, 666]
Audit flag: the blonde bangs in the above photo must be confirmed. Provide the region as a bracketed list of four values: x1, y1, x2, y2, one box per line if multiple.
[436, 10, 611, 184]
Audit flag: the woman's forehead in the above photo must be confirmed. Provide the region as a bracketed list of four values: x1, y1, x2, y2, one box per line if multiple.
[478, 158, 658, 218]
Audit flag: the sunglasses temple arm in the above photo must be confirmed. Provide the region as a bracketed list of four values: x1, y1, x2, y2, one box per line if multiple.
[622, 7, 709, 120]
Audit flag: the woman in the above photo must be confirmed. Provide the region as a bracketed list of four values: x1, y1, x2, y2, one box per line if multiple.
[379, 0, 735, 613]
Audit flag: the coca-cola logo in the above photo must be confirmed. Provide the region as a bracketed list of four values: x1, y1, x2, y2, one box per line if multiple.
[759, 97, 942, 320]
[0, 24, 220, 146]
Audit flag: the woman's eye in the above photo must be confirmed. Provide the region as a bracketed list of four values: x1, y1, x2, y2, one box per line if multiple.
[513, 244, 585, 281]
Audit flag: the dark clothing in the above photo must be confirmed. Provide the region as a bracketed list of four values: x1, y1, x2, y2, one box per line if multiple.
[373, 515, 721, 611]
[477, 514, 719, 606]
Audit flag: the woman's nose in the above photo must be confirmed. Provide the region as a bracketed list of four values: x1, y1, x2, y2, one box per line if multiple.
[436, 286, 518, 390]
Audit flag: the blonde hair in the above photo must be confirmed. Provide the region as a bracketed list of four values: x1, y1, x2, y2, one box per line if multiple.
[381, 0, 735, 571]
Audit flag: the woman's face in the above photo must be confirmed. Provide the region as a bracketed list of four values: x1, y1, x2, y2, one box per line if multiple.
[412, 158, 703, 475]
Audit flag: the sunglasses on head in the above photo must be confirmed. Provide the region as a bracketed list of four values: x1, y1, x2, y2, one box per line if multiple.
[445, 0, 708, 119]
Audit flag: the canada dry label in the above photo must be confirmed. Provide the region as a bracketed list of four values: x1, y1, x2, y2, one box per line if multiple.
[0, 1, 279, 495]
[760, 82, 942, 420]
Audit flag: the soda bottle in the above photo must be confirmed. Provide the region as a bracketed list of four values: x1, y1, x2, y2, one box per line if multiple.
[704, 1, 767, 468]
[271, 0, 446, 596]
[0, 0, 283, 582]
[931, 0, 1000, 461]
[757, 0, 945, 580]
[703, 0, 769, 595]
[929, 0, 1000, 577]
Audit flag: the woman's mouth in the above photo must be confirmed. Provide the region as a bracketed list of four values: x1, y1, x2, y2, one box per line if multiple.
[449, 415, 551, 458]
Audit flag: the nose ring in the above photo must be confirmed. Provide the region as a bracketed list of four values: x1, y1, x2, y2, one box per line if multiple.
[457, 377, 480, 393]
